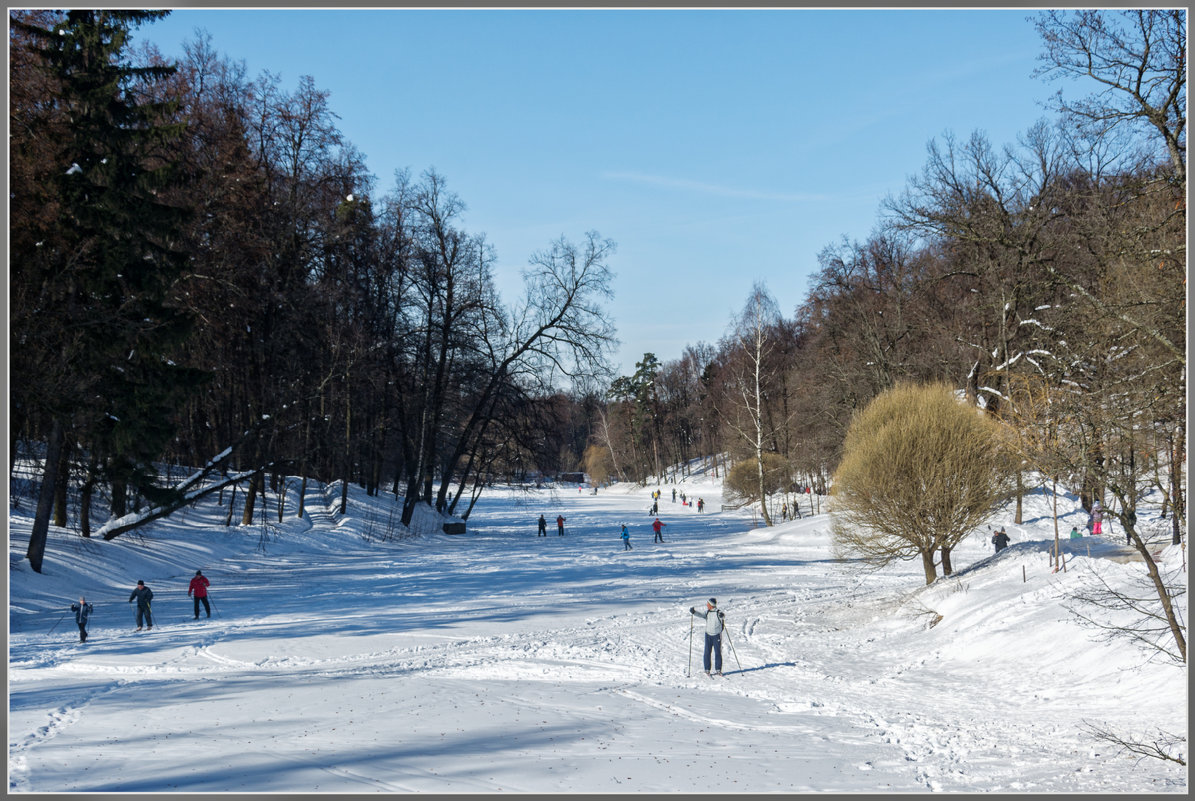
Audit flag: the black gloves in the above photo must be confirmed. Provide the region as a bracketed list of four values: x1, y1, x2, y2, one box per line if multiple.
[689, 607, 695, 614]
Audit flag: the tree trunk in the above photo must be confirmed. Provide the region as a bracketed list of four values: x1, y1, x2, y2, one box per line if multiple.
[80, 473, 94, 538]
[26, 419, 64, 573]
[920, 548, 938, 585]
[241, 470, 261, 526]
[1172, 424, 1185, 545]
[111, 476, 128, 519]
[400, 469, 421, 527]
[52, 433, 71, 528]
[940, 545, 954, 576]
[340, 367, 351, 515]
[224, 484, 237, 527]
[1128, 528, 1187, 663]
[1052, 476, 1060, 570]
[1014, 471, 1024, 525]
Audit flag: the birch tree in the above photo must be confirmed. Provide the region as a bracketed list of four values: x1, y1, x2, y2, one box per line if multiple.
[718, 284, 786, 526]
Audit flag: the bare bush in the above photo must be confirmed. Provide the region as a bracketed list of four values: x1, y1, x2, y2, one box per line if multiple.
[831, 382, 1017, 584]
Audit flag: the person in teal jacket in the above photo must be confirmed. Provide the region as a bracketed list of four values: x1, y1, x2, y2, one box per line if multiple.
[620, 524, 631, 550]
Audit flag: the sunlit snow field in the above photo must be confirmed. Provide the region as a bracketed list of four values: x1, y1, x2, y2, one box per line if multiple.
[8, 470, 1188, 793]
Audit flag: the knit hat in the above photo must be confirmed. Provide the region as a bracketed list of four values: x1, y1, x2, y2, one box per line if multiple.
[137, 580, 145, 586]
[196, 570, 203, 576]
[708, 598, 717, 607]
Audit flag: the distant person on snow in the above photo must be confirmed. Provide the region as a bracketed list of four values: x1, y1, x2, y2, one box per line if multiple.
[652, 517, 666, 543]
[698, 498, 704, 513]
[991, 528, 1011, 554]
[188, 570, 211, 619]
[71, 596, 94, 643]
[538, 514, 548, 537]
[689, 598, 725, 676]
[1069, 526, 1082, 539]
[557, 515, 566, 536]
[129, 580, 154, 631]
[621, 524, 632, 551]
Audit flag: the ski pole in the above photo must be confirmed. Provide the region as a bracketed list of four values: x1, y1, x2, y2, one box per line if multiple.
[723, 625, 743, 674]
[208, 595, 220, 619]
[687, 614, 694, 677]
[47, 610, 69, 635]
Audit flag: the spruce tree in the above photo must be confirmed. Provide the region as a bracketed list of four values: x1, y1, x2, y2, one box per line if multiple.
[12, 10, 204, 571]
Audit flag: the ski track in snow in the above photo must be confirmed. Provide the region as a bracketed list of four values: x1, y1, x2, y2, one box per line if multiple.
[8, 478, 1188, 793]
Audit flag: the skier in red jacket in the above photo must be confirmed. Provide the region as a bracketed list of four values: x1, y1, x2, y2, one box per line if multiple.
[188, 570, 211, 619]
[652, 517, 666, 543]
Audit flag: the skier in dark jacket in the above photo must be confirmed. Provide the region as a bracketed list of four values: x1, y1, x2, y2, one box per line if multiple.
[538, 515, 548, 537]
[71, 597, 94, 643]
[991, 528, 1011, 554]
[188, 570, 211, 619]
[689, 598, 725, 676]
[129, 580, 154, 631]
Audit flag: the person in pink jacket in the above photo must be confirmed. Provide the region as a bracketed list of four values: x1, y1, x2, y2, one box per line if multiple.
[188, 570, 211, 619]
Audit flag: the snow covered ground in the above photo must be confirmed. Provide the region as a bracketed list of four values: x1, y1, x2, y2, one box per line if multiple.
[8, 471, 1188, 793]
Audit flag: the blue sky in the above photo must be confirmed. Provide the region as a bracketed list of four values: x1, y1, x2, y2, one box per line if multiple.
[133, 8, 1061, 377]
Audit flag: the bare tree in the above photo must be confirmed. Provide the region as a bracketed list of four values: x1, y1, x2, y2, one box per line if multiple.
[433, 230, 617, 515]
[884, 124, 1072, 418]
[717, 284, 786, 526]
[1033, 9, 1186, 185]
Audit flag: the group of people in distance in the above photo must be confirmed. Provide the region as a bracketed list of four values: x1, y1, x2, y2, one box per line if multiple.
[990, 499, 1120, 556]
[540, 486, 706, 549]
[65, 570, 213, 643]
[537, 514, 567, 536]
[662, 487, 705, 513]
[536, 514, 670, 551]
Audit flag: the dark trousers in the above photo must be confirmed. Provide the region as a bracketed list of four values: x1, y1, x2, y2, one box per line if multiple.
[703, 633, 723, 672]
[654, 532, 663, 542]
[193, 595, 211, 618]
[623, 540, 631, 550]
[77, 622, 88, 642]
[135, 605, 152, 628]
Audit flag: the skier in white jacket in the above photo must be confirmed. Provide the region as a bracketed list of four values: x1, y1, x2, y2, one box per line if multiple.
[689, 598, 725, 676]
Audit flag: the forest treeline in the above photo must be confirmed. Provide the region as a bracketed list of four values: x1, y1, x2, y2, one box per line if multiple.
[593, 10, 1185, 544]
[10, 10, 1185, 573]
